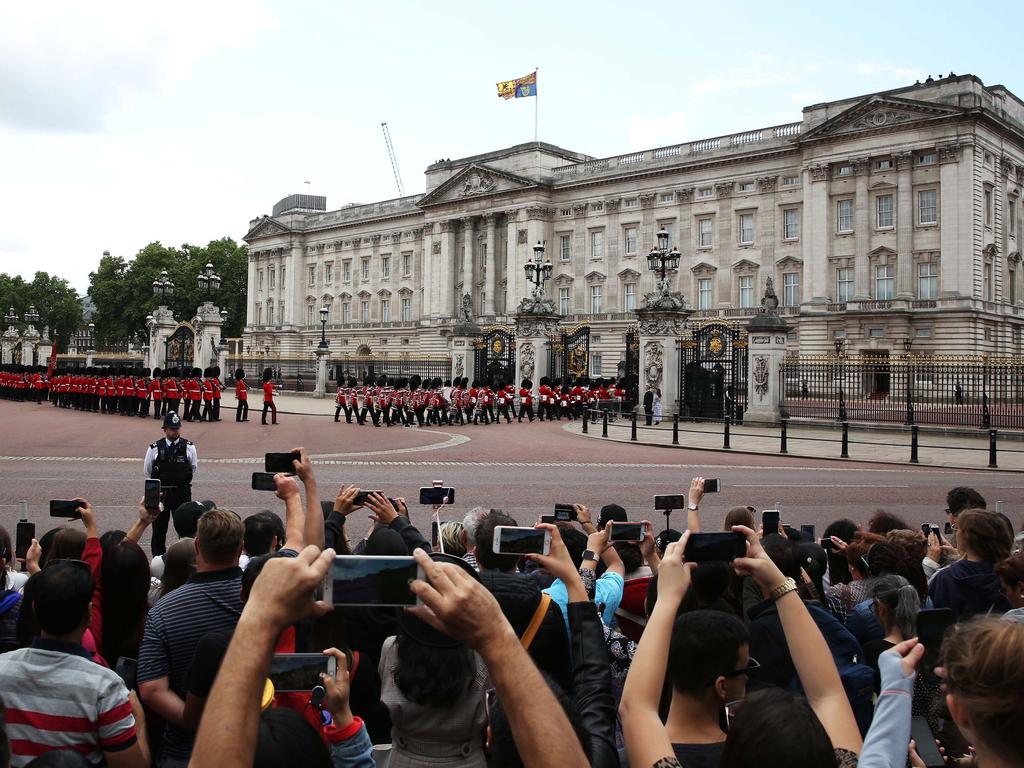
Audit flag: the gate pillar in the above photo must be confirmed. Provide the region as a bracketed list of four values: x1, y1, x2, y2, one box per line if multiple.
[636, 307, 689, 417]
[514, 312, 560, 389]
[744, 278, 791, 425]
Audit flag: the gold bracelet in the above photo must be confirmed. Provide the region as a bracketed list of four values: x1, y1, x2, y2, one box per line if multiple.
[769, 577, 798, 602]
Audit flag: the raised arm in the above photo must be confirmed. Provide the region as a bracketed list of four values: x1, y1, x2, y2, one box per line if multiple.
[293, 447, 325, 550]
[273, 474, 306, 552]
[732, 524, 862, 755]
[126, 500, 159, 544]
[619, 537, 693, 768]
[687, 477, 705, 533]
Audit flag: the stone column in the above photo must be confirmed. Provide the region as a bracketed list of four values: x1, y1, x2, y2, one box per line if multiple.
[1, 328, 17, 364]
[483, 214, 497, 317]
[504, 209, 522, 313]
[804, 164, 831, 304]
[895, 151, 914, 298]
[194, 302, 223, 371]
[744, 281, 791, 424]
[514, 312, 561, 389]
[461, 217, 475, 304]
[852, 158, 871, 299]
[314, 347, 331, 398]
[439, 221, 456, 318]
[714, 183, 735, 307]
[149, 306, 177, 370]
[635, 308, 689, 417]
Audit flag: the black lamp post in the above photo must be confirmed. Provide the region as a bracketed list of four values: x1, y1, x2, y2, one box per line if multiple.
[902, 337, 913, 355]
[318, 306, 329, 349]
[523, 241, 553, 291]
[152, 270, 175, 302]
[24, 304, 40, 329]
[87, 322, 96, 353]
[4, 307, 17, 331]
[833, 337, 845, 357]
[646, 228, 681, 281]
[197, 262, 221, 298]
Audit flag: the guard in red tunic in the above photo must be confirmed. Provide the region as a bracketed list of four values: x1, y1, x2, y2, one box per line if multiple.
[201, 367, 215, 422]
[211, 366, 223, 421]
[136, 368, 151, 418]
[517, 379, 535, 422]
[164, 368, 180, 415]
[149, 368, 163, 419]
[261, 367, 278, 425]
[234, 368, 249, 422]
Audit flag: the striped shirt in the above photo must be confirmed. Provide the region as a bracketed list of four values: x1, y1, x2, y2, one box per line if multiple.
[0, 639, 137, 767]
[138, 567, 242, 761]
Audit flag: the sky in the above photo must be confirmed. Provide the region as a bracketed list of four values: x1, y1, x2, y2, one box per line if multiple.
[1, 0, 1022, 293]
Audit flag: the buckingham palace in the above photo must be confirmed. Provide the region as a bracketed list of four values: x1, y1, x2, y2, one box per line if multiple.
[242, 73, 1024, 378]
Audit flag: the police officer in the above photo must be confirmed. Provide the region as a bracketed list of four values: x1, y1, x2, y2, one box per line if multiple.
[143, 411, 199, 557]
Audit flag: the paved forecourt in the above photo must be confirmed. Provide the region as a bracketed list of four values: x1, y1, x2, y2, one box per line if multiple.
[2, 396, 1022, 553]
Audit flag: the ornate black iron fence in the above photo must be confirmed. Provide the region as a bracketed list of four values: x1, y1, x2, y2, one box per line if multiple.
[547, 323, 590, 382]
[781, 355, 1024, 429]
[473, 327, 516, 387]
[226, 356, 316, 391]
[677, 321, 748, 422]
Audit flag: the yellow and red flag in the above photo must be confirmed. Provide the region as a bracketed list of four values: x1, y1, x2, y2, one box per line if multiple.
[497, 71, 537, 99]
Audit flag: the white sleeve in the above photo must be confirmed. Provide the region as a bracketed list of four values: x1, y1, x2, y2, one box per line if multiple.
[143, 445, 157, 478]
[189, 444, 198, 480]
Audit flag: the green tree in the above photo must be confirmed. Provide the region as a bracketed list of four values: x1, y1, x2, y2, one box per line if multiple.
[0, 272, 83, 352]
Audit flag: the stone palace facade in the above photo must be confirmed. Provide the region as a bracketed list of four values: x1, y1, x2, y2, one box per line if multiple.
[243, 73, 1024, 376]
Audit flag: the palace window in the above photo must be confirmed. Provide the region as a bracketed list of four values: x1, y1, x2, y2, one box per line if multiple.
[698, 278, 713, 309]
[876, 195, 893, 228]
[342, 302, 350, 323]
[698, 218, 713, 248]
[918, 190, 937, 225]
[624, 227, 638, 255]
[380, 298, 390, 322]
[590, 230, 604, 259]
[402, 252, 412, 276]
[360, 301, 369, 323]
[624, 283, 636, 311]
[381, 255, 390, 279]
[739, 213, 755, 245]
[269, 268, 275, 289]
[559, 235, 572, 261]
[343, 260, 351, 282]
[836, 267, 854, 302]
[325, 262, 333, 284]
[738, 275, 754, 307]
[836, 199, 854, 233]
[783, 208, 799, 240]
[308, 266, 316, 287]
[918, 262, 938, 299]
[401, 297, 412, 321]
[559, 287, 570, 316]
[875, 264, 895, 300]
[783, 272, 800, 306]
[590, 285, 603, 314]
[590, 352, 602, 377]
[361, 259, 370, 280]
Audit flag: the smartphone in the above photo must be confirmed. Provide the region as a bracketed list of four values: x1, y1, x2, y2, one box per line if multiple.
[493, 526, 551, 556]
[419, 486, 455, 506]
[608, 521, 647, 543]
[251, 472, 278, 491]
[944, 522, 953, 535]
[268, 653, 337, 693]
[782, 524, 802, 540]
[800, 524, 816, 541]
[322, 556, 422, 607]
[703, 479, 721, 493]
[917, 608, 955, 676]
[819, 537, 836, 551]
[553, 504, 577, 522]
[995, 500, 1004, 514]
[353, 490, 384, 506]
[539, 514, 557, 525]
[264, 451, 300, 474]
[910, 716, 944, 768]
[684, 531, 747, 563]
[15, 521, 35, 560]
[929, 524, 943, 544]
[49, 499, 82, 519]
[654, 494, 685, 511]
[762, 510, 780, 537]
[144, 479, 161, 509]
[115, 657, 138, 690]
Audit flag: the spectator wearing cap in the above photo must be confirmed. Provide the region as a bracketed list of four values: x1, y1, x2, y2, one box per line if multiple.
[143, 411, 199, 558]
[0, 560, 150, 767]
[138, 508, 244, 767]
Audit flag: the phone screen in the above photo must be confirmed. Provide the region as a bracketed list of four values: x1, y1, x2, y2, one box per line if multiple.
[703, 479, 720, 493]
[144, 479, 161, 509]
[920, 523, 931, 536]
[944, 522, 953, 535]
[49, 499, 82, 519]
[917, 608, 954, 675]
[762, 510, 780, 537]
[268, 654, 332, 693]
[265, 451, 300, 474]
[608, 521, 646, 542]
[494, 526, 549, 555]
[251, 472, 278, 491]
[419, 487, 455, 506]
[929, 524, 943, 543]
[910, 717, 944, 768]
[800, 524, 816, 541]
[683, 532, 747, 563]
[553, 504, 576, 521]
[15, 521, 35, 560]
[539, 515, 557, 525]
[654, 494, 685, 511]
[325, 556, 419, 607]
[819, 537, 836, 551]
[115, 657, 138, 690]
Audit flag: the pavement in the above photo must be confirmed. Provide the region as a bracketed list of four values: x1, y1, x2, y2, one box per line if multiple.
[569, 413, 1024, 472]
[2, 396, 1022, 555]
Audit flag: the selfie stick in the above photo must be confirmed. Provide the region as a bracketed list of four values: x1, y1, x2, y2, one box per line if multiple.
[663, 505, 672, 532]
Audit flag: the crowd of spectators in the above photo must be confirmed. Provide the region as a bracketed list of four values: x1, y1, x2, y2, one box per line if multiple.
[0, 460, 1022, 768]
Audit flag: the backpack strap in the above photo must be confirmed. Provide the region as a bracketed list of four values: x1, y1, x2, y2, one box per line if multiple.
[520, 592, 552, 651]
[0, 591, 21, 617]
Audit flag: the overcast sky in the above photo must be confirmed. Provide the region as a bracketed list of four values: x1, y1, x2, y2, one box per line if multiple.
[2, 0, 1021, 293]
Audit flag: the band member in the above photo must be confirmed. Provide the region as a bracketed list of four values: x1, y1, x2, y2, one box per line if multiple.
[188, 367, 204, 422]
[234, 368, 249, 422]
[164, 368, 180, 415]
[348, 379, 362, 425]
[496, 383, 512, 424]
[334, 380, 348, 423]
[517, 379, 535, 422]
[261, 367, 278, 425]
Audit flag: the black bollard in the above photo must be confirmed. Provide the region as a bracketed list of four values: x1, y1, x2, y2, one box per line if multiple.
[582, 408, 588, 434]
[910, 425, 919, 464]
[630, 412, 637, 441]
[723, 416, 731, 449]
[672, 414, 679, 445]
[602, 410, 608, 438]
[841, 421, 849, 458]
[780, 418, 788, 454]
[989, 429, 998, 469]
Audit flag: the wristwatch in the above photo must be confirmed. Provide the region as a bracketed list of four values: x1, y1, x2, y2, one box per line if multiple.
[581, 549, 599, 563]
[769, 577, 798, 602]
[687, 502, 699, 511]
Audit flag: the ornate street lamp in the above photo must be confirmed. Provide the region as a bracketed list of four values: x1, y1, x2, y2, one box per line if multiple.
[152, 270, 175, 301]
[833, 338, 846, 357]
[219, 309, 229, 350]
[88, 322, 97, 353]
[902, 337, 913, 355]
[318, 306, 330, 349]
[197, 262, 221, 298]
[646, 228, 681, 281]
[24, 305, 40, 328]
[523, 241, 553, 292]
[4, 307, 17, 331]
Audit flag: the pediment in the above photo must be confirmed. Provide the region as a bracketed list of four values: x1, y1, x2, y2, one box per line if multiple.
[775, 255, 804, 269]
[617, 268, 641, 280]
[417, 163, 540, 207]
[731, 258, 760, 271]
[244, 216, 291, 241]
[691, 261, 717, 273]
[800, 95, 965, 142]
[584, 270, 607, 283]
[868, 246, 896, 257]
[553, 273, 575, 285]
[869, 180, 897, 190]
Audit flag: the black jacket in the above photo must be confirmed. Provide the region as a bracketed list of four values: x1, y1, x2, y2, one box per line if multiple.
[643, 391, 654, 413]
[567, 601, 620, 768]
[478, 570, 572, 692]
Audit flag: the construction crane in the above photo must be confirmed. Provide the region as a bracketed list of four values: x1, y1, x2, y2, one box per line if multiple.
[381, 122, 405, 197]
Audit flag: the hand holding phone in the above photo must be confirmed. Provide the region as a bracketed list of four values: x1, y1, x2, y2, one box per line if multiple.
[683, 532, 746, 563]
[15, 520, 35, 561]
[265, 451, 301, 474]
[762, 510, 780, 537]
[553, 504, 577, 522]
[251, 472, 278, 491]
[322, 556, 422, 607]
[419, 487, 455, 506]
[608, 521, 649, 543]
[653, 494, 685, 511]
[493, 526, 551, 556]
[49, 499, 83, 520]
[144, 479, 161, 510]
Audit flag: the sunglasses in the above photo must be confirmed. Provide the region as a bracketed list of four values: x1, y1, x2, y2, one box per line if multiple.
[706, 656, 760, 685]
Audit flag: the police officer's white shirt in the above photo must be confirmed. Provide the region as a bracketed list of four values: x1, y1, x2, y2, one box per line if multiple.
[143, 438, 199, 480]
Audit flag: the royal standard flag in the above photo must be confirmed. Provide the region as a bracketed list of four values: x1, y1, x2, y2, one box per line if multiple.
[497, 71, 537, 99]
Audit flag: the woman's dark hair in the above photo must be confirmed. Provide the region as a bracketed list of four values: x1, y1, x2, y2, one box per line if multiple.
[823, 518, 859, 585]
[101, 540, 151, 665]
[867, 510, 911, 535]
[0, 525, 11, 590]
[868, 575, 919, 639]
[720, 688, 837, 768]
[160, 537, 196, 598]
[393, 632, 475, 708]
[946, 486, 986, 517]
[253, 708, 330, 768]
[995, 553, 1024, 586]
[99, 530, 126, 556]
[47, 528, 85, 565]
[866, 540, 928, 600]
[31, 561, 94, 637]
[613, 541, 644, 574]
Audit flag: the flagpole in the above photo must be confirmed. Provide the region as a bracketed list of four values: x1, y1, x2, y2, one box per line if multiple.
[534, 66, 539, 143]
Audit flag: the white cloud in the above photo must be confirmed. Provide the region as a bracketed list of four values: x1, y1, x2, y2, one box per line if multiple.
[0, 1, 276, 132]
[626, 112, 688, 151]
